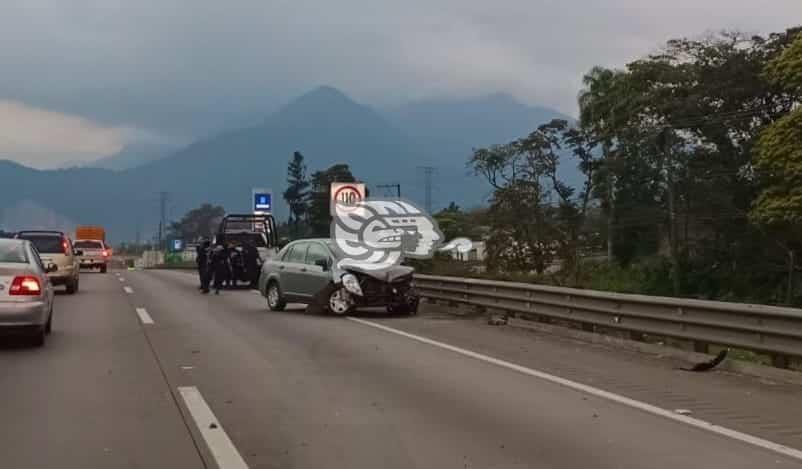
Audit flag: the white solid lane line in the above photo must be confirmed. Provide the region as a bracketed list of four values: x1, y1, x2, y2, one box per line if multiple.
[178, 386, 250, 469]
[123, 286, 133, 294]
[347, 317, 802, 462]
[135, 308, 154, 325]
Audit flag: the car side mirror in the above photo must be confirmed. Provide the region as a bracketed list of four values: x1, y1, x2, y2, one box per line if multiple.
[315, 259, 330, 271]
[46, 263, 58, 273]
[74, 250, 83, 256]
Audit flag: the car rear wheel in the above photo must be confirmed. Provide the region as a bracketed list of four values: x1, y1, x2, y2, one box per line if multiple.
[266, 282, 286, 311]
[31, 326, 45, 347]
[65, 277, 78, 294]
[328, 288, 354, 316]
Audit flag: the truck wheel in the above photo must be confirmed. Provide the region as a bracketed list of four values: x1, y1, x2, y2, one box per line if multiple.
[65, 278, 77, 294]
[266, 282, 286, 311]
[100, 265, 107, 274]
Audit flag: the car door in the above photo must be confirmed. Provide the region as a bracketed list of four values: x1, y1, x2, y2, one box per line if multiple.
[300, 241, 333, 298]
[280, 242, 309, 299]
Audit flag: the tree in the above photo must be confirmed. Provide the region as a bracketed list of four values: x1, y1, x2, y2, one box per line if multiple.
[578, 66, 631, 262]
[434, 202, 486, 242]
[470, 119, 597, 276]
[283, 151, 310, 237]
[751, 30, 802, 303]
[167, 204, 226, 241]
[308, 164, 358, 237]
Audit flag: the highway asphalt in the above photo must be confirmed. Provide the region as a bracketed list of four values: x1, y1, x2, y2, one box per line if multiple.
[2, 269, 802, 468]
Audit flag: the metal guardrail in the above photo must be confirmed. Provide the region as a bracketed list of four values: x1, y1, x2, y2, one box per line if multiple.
[414, 274, 802, 369]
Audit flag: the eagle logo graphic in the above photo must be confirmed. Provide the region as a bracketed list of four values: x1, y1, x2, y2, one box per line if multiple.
[330, 198, 472, 271]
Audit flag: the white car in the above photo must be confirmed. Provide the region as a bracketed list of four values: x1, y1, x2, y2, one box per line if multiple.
[74, 239, 110, 273]
[0, 238, 56, 346]
[15, 230, 80, 294]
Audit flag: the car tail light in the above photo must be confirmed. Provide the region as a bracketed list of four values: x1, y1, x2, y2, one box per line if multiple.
[62, 239, 69, 253]
[102, 250, 109, 257]
[10, 276, 42, 296]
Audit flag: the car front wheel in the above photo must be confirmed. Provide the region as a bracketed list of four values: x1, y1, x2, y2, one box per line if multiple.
[328, 288, 354, 316]
[266, 282, 286, 311]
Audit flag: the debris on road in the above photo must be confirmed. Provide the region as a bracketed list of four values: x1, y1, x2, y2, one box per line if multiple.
[674, 409, 693, 415]
[488, 315, 508, 326]
[679, 349, 728, 372]
[209, 422, 218, 429]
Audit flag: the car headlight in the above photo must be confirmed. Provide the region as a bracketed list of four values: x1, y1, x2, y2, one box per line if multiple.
[341, 273, 363, 296]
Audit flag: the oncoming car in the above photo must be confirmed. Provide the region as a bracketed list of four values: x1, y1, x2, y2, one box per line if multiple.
[0, 239, 56, 346]
[258, 238, 419, 315]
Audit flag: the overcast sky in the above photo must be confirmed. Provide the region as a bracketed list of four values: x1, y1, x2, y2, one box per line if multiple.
[1, 1, 799, 168]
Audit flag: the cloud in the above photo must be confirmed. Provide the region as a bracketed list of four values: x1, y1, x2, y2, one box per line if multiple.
[0, 1, 798, 140]
[0, 100, 130, 169]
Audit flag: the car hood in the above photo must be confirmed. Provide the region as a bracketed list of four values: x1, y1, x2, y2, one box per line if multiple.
[338, 263, 414, 283]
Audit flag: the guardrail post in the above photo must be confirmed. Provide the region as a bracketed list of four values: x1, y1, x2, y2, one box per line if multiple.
[771, 354, 790, 369]
[571, 295, 594, 333]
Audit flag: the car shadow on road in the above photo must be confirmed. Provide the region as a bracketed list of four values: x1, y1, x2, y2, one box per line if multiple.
[0, 336, 38, 350]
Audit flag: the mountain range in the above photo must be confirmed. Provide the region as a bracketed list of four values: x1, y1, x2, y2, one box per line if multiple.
[0, 86, 574, 242]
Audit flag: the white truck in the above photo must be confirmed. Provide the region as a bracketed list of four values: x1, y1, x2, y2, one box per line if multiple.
[74, 226, 110, 273]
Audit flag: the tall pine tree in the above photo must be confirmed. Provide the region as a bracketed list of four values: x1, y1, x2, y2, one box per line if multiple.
[283, 151, 310, 237]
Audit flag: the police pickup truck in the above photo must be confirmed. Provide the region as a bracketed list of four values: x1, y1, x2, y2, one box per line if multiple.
[213, 214, 278, 287]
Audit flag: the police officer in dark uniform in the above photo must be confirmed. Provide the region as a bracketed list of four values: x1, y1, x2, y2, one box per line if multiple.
[209, 243, 230, 295]
[243, 244, 260, 287]
[196, 239, 211, 293]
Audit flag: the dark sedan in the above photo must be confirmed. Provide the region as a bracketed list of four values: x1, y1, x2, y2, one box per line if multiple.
[258, 238, 419, 315]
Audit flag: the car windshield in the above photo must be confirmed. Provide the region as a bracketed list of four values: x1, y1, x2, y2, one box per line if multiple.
[17, 235, 63, 254]
[74, 241, 103, 249]
[0, 242, 28, 263]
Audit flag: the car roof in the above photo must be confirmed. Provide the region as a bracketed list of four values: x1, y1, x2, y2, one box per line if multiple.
[0, 238, 27, 247]
[290, 238, 331, 243]
[16, 230, 65, 236]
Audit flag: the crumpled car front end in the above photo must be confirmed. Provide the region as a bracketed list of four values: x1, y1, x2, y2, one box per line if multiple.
[323, 263, 420, 314]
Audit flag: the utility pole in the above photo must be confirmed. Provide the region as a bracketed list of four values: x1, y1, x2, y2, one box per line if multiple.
[158, 191, 168, 251]
[376, 183, 401, 198]
[417, 166, 436, 213]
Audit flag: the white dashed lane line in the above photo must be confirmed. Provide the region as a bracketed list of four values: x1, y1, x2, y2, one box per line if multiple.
[135, 307, 154, 325]
[123, 286, 133, 294]
[178, 386, 250, 469]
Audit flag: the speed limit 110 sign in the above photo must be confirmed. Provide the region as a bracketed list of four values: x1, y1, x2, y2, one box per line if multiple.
[330, 182, 366, 215]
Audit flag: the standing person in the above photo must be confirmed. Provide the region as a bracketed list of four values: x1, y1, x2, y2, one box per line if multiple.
[210, 244, 229, 295]
[243, 244, 260, 287]
[196, 239, 211, 293]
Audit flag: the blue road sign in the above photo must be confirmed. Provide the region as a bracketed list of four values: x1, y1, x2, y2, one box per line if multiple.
[172, 239, 183, 251]
[254, 193, 272, 212]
